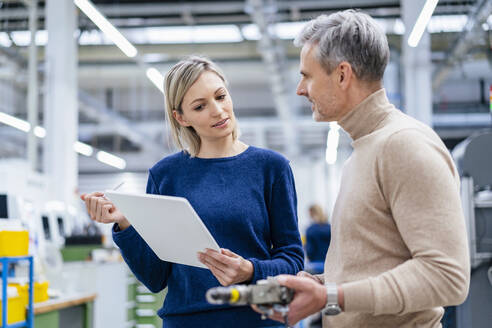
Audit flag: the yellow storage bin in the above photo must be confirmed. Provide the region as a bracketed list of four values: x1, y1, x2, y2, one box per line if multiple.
[0, 296, 26, 324]
[10, 281, 49, 305]
[0, 231, 29, 257]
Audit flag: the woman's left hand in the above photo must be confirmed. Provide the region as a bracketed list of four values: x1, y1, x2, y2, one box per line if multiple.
[198, 248, 254, 286]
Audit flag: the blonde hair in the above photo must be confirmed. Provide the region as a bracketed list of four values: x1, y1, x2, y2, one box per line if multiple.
[309, 204, 328, 224]
[164, 55, 238, 157]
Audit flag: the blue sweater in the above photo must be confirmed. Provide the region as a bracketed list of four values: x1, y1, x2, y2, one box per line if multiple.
[113, 146, 304, 328]
[305, 223, 331, 263]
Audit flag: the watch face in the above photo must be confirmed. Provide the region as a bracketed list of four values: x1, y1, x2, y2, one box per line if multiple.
[323, 305, 342, 316]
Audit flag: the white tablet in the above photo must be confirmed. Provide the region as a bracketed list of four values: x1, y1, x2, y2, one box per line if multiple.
[105, 190, 220, 269]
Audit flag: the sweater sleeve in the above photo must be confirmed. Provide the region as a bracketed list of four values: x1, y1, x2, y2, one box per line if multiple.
[112, 170, 172, 293]
[249, 161, 304, 282]
[342, 129, 470, 315]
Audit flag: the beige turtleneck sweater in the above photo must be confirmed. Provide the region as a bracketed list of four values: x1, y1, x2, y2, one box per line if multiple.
[323, 89, 470, 328]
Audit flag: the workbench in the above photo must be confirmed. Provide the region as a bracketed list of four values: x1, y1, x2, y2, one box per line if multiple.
[33, 293, 97, 328]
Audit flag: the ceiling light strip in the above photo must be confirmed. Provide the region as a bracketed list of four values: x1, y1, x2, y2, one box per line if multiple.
[96, 150, 126, 170]
[408, 0, 439, 47]
[74, 0, 137, 57]
[73, 141, 94, 157]
[1, 111, 125, 170]
[146, 68, 164, 93]
[0, 112, 31, 132]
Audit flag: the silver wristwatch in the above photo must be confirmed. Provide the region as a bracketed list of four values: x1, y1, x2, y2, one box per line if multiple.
[322, 283, 342, 316]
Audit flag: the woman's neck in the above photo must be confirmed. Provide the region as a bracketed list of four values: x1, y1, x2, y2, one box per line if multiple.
[197, 137, 248, 159]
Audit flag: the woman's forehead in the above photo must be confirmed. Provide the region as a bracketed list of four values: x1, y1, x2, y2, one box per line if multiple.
[184, 72, 226, 100]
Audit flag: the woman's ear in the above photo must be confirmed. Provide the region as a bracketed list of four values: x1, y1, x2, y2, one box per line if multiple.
[173, 110, 191, 127]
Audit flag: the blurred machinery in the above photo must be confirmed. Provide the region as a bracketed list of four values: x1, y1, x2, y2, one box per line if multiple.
[206, 277, 294, 326]
[452, 131, 492, 328]
[206, 277, 294, 308]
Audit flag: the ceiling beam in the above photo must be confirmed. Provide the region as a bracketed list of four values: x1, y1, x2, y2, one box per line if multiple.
[432, 0, 492, 90]
[246, 0, 298, 156]
[78, 89, 166, 159]
[0, 0, 474, 28]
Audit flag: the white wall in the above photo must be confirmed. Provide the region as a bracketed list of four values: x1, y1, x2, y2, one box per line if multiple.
[290, 157, 327, 236]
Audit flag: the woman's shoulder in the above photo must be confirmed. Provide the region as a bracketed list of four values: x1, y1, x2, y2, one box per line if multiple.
[246, 146, 290, 168]
[149, 151, 188, 174]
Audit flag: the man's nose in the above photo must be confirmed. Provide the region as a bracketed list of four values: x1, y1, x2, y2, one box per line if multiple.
[296, 82, 306, 96]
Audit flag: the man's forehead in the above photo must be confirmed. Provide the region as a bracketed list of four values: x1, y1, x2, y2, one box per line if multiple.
[300, 43, 317, 67]
[300, 44, 309, 58]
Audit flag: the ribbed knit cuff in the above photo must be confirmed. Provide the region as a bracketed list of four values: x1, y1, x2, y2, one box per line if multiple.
[248, 258, 261, 283]
[112, 223, 137, 242]
[341, 278, 375, 313]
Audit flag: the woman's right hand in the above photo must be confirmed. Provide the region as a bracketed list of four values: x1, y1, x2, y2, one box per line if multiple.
[80, 192, 130, 230]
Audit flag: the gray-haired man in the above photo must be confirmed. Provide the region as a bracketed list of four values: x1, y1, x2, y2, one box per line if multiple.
[262, 9, 470, 328]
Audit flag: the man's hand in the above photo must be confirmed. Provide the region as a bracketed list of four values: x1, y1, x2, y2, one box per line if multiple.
[253, 275, 327, 325]
[297, 271, 324, 284]
[198, 248, 253, 286]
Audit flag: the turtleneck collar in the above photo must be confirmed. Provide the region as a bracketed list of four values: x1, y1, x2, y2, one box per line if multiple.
[338, 88, 394, 141]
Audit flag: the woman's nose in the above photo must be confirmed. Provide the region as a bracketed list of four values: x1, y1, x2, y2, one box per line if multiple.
[210, 100, 224, 115]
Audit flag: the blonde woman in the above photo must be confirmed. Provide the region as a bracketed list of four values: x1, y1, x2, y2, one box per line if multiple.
[81, 56, 303, 328]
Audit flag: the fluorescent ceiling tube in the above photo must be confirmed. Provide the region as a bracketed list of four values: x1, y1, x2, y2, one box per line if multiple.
[96, 150, 126, 170]
[146, 67, 164, 93]
[0, 112, 46, 137]
[74, 0, 138, 58]
[408, 0, 439, 47]
[0, 112, 31, 132]
[0, 111, 125, 169]
[73, 141, 94, 157]
[33, 126, 46, 138]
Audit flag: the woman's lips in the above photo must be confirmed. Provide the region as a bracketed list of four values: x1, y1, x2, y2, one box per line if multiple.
[212, 118, 229, 128]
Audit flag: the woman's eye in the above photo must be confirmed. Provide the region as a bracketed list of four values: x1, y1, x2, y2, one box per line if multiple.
[217, 94, 226, 100]
[194, 105, 204, 111]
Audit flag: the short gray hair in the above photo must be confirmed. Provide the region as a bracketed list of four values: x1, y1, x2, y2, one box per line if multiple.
[294, 10, 390, 82]
[164, 55, 238, 157]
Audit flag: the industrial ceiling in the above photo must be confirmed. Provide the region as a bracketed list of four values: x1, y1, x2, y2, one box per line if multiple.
[0, 0, 491, 172]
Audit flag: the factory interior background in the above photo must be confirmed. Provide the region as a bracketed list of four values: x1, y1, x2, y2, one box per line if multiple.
[0, 0, 491, 327]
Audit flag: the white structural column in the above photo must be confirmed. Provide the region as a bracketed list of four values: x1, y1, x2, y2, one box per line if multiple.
[383, 57, 401, 110]
[27, 0, 38, 171]
[401, 0, 432, 126]
[246, 0, 298, 157]
[43, 0, 78, 203]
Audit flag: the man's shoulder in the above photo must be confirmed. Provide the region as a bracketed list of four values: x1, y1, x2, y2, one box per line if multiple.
[379, 111, 444, 150]
[376, 114, 456, 180]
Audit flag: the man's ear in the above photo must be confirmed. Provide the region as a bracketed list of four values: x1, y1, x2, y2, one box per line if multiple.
[337, 61, 353, 90]
[173, 110, 191, 127]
